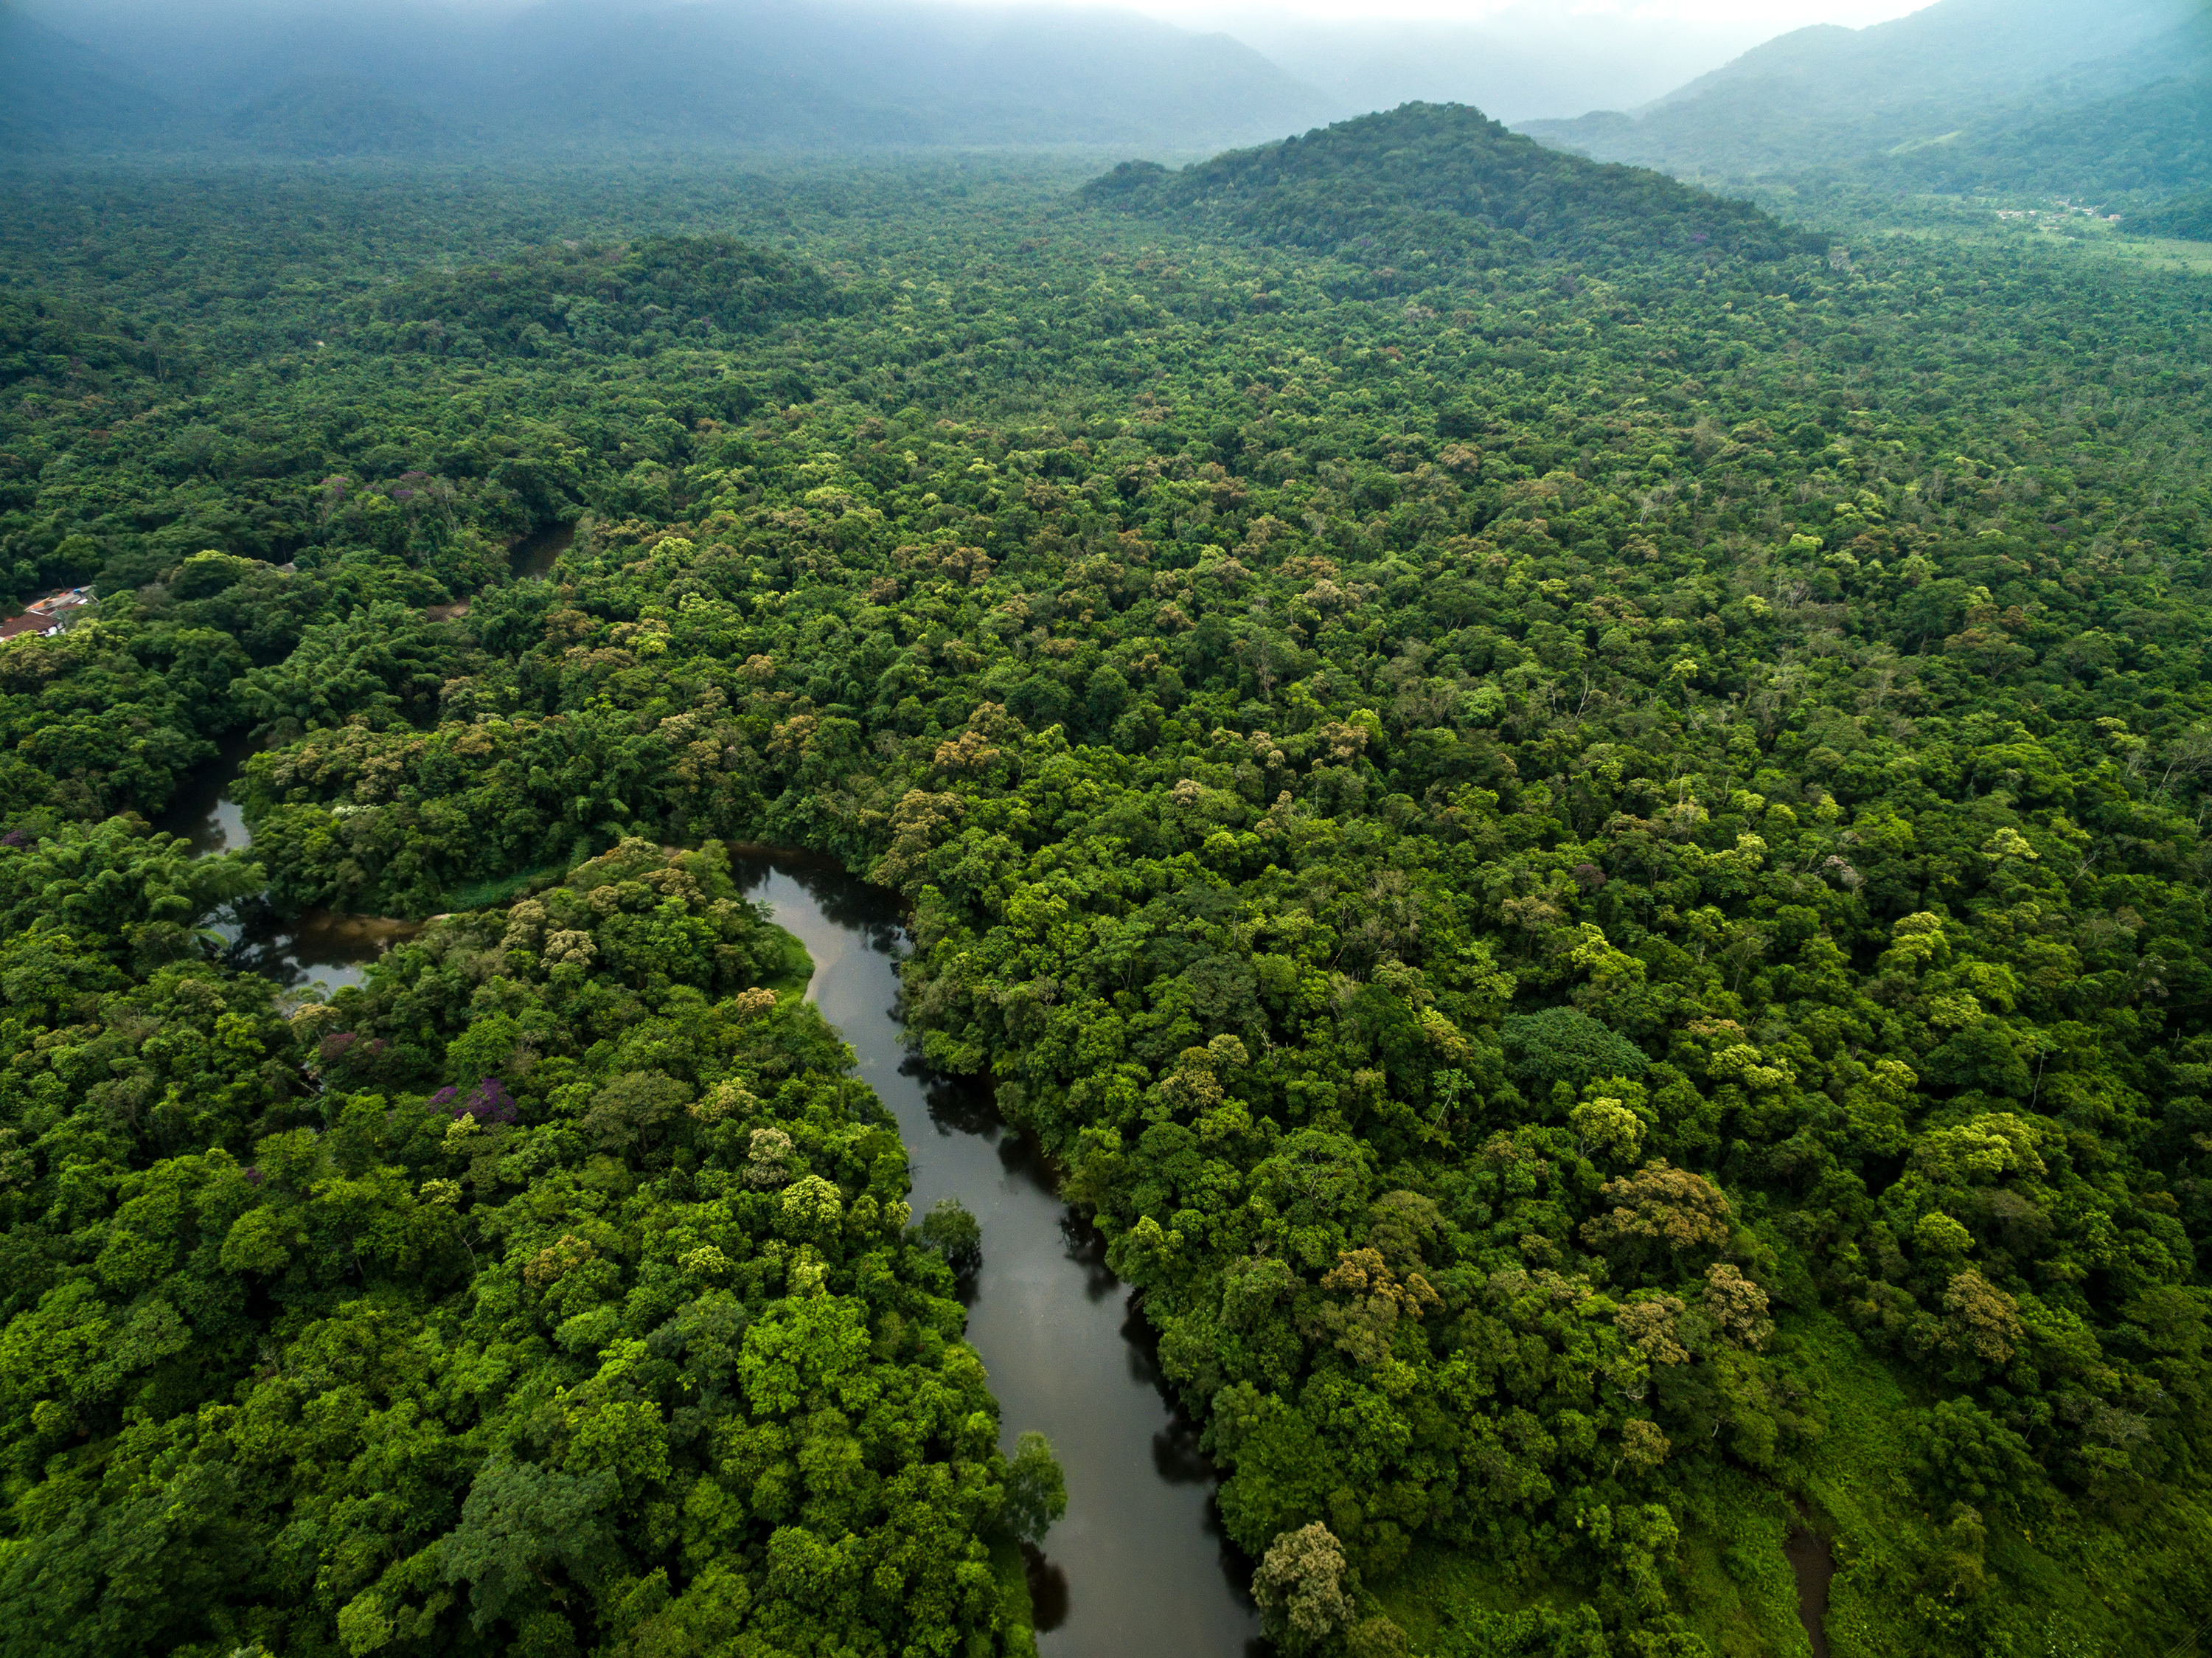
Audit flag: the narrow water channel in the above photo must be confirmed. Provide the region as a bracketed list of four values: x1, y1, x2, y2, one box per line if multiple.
[159, 738, 418, 991]
[156, 521, 570, 985]
[1785, 1520, 1835, 1658]
[732, 850, 1266, 1658]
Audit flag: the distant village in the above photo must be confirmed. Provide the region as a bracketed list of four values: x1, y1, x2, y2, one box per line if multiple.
[0, 587, 95, 643]
[1995, 199, 2124, 223]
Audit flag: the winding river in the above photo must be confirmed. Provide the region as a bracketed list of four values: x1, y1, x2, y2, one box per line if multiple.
[159, 735, 418, 991]
[163, 738, 1264, 1654]
[733, 850, 1265, 1657]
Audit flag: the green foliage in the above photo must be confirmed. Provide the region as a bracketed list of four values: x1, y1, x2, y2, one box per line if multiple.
[1522, 0, 2211, 209]
[1910, 1398, 2038, 1516]
[1501, 1007, 1647, 1092]
[2, 122, 2212, 1657]
[0, 817, 260, 969]
[2132, 187, 2212, 241]
[1000, 1431, 1067, 1547]
[0, 840, 1029, 1658]
[370, 236, 841, 362]
[1088, 104, 1818, 269]
[920, 1196, 984, 1283]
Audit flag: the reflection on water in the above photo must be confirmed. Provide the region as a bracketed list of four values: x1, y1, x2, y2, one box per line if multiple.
[731, 849, 1267, 1658]
[268, 909, 422, 991]
[159, 737, 419, 992]
[164, 731, 256, 859]
[512, 520, 575, 581]
[1025, 1550, 1071, 1629]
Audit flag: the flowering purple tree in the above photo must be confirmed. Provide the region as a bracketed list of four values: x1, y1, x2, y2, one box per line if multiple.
[428, 1078, 519, 1126]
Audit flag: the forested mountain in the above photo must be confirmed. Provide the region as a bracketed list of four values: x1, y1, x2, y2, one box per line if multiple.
[222, 77, 456, 159]
[0, 2, 182, 154]
[1860, 48, 2212, 205]
[1086, 104, 1820, 269]
[1521, 0, 2211, 206]
[2136, 186, 2212, 241]
[4, 78, 2212, 1658]
[7, 0, 1331, 156]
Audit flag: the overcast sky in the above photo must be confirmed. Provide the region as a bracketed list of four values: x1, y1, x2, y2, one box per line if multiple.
[990, 0, 1930, 24]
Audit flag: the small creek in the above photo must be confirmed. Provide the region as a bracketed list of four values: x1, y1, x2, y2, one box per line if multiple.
[155, 518, 575, 988]
[159, 733, 419, 991]
[1784, 1521, 1835, 1658]
[734, 850, 1265, 1657]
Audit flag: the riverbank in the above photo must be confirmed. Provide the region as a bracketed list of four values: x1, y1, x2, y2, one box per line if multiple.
[176, 816, 1264, 1654]
[159, 733, 422, 991]
[732, 850, 1264, 1658]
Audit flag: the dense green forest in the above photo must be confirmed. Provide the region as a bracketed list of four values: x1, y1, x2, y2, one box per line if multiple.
[4, 98, 2212, 1658]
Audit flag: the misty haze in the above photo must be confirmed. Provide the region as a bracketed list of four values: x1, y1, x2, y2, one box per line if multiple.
[1, 2, 2209, 1657]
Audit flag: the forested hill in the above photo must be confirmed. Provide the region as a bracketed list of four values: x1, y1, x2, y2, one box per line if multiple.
[0, 2, 178, 154]
[372, 238, 846, 362]
[220, 77, 456, 161]
[1084, 104, 1820, 270]
[2136, 187, 2212, 242]
[1859, 41, 2212, 207]
[1518, 0, 2211, 209]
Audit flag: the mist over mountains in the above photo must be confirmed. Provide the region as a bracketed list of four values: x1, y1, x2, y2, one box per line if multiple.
[1519, 0, 2211, 203]
[1189, 4, 1779, 129]
[2, 0, 2208, 223]
[1, 0, 1328, 156]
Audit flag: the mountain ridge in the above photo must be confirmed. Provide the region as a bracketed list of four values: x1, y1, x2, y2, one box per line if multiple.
[3, 0, 1334, 157]
[1517, 0, 2210, 206]
[0, 1, 183, 155]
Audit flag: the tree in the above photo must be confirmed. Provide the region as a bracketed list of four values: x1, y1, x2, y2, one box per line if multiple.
[1913, 1398, 2038, 1516]
[439, 1457, 619, 1632]
[1001, 1432, 1067, 1546]
[920, 1196, 984, 1282]
[1580, 1161, 1733, 1269]
[1502, 1007, 1648, 1092]
[1253, 1522, 1357, 1655]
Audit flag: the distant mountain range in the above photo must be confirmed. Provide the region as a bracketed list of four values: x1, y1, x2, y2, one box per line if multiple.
[4, 0, 2208, 231]
[0, 0, 1329, 157]
[1518, 0, 2211, 207]
[0, 4, 181, 154]
[1193, 4, 1772, 129]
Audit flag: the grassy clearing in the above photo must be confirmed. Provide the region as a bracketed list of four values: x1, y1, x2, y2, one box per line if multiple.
[1906, 218, 2212, 274]
[1369, 1540, 1582, 1654]
[1673, 1471, 1808, 1658]
[1787, 1310, 2212, 1658]
[437, 861, 570, 914]
[2091, 233, 2212, 274]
